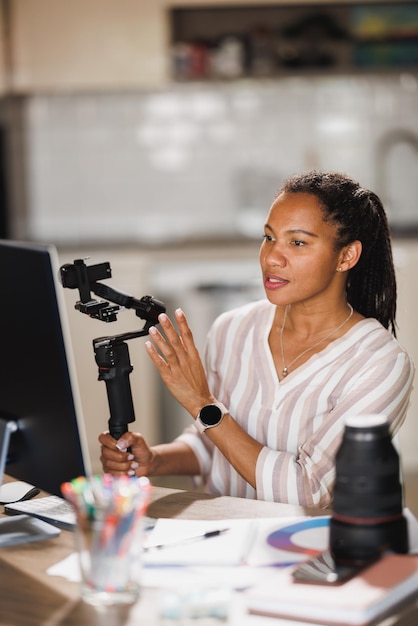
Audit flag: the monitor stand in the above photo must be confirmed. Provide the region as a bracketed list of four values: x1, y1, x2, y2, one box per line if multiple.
[0, 419, 40, 504]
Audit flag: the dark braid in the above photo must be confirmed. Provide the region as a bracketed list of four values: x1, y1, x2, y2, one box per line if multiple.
[278, 171, 397, 336]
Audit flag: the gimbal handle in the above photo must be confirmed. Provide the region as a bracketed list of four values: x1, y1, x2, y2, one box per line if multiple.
[93, 337, 135, 440]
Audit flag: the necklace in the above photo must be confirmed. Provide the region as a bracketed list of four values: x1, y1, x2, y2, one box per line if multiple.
[280, 304, 354, 378]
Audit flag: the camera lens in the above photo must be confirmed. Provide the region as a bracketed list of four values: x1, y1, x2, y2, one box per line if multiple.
[330, 414, 408, 566]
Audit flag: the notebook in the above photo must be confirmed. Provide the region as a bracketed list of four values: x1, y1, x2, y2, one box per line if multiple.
[143, 517, 258, 566]
[245, 553, 418, 625]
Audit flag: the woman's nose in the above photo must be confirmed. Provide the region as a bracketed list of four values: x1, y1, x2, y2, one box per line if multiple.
[264, 244, 287, 268]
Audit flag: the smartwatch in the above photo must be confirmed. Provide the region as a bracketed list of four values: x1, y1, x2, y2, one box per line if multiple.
[195, 402, 228, 434]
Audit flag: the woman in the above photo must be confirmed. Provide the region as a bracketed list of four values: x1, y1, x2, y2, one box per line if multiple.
[99, 171, 414, 508]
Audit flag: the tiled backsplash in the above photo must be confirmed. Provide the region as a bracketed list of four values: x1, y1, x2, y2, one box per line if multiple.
[9, 74, 418, 244]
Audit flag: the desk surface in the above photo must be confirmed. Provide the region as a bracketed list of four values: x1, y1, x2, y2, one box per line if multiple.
[1, 480, 418, 626]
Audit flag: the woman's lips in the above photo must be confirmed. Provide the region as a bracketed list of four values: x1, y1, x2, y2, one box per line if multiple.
[264, 275, 289, 290]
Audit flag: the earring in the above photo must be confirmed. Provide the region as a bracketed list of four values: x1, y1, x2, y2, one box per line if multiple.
[338, 267, 343, 272]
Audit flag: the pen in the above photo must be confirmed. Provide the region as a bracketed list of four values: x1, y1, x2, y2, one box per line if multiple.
[144, 527, 230, 551]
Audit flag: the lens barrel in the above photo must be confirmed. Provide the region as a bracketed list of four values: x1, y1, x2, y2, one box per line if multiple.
[330, 415, 408, 566]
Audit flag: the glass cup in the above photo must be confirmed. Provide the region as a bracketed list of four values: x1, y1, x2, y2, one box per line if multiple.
[62, 474, 151, 605]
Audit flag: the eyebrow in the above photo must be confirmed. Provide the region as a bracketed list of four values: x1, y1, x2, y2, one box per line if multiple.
[264, 223, 318, 238]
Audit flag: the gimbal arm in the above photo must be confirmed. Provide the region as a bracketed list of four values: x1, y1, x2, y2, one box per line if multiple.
[91, 282, 165, 331]
[60, 258, 166, 441]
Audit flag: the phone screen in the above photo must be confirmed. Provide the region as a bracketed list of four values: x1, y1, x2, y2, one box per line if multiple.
[292, 550, 375, 585]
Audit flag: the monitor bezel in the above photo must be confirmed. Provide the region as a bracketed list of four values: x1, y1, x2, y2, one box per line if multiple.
[0, 239, 92, 495]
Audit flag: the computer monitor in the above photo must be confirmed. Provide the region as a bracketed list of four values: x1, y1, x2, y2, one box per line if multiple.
[0, 239, 91, 496]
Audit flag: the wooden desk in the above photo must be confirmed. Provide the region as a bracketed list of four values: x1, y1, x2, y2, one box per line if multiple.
[1, 483, 418, 626]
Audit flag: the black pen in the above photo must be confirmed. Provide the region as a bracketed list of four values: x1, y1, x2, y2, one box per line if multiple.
[143, 527, 230, 551]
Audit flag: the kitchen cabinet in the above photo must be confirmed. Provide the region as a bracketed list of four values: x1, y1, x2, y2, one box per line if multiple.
[6, 0, 287, 92]
[8, 0, 170, 91]
[169, 2, 418, 81]
[5, 0, 418, 92]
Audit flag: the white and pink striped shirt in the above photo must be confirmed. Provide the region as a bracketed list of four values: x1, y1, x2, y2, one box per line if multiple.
[177, 299, 415, 509]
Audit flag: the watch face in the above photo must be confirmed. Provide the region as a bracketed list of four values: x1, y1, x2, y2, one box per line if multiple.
[200, 404, 222, 426]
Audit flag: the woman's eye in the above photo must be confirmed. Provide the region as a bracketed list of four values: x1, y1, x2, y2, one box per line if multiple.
[262, 234, 275, 242]
[292, 240, 305, 247]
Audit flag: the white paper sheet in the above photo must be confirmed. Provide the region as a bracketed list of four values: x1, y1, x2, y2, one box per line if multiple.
[47, 509, 418, 591]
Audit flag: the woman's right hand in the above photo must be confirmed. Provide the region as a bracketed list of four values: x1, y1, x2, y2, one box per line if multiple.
[98, 430, 155, 477]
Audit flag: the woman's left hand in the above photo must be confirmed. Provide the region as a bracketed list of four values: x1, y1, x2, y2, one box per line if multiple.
[145, 308, 214, 417]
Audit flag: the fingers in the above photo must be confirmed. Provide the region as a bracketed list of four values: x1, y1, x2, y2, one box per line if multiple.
[145, 339, 170, 377]
[100, 446, 136, 476]
[148, 323, 179, 366]
[145, 309, 211, 415]
[173, 308, 195, 349]
[98, 430, 136, 451]
[98, 431, 140, 476]
[146, 309, 198, 366]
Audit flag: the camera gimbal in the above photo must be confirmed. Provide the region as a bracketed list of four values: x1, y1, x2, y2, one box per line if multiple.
[60, 258, 166, 440]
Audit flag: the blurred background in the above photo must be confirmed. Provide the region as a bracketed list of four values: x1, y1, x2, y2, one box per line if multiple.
[0, 1, 417, 502]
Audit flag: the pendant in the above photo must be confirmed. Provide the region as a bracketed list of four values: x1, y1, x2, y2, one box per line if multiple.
[282, 367, 288, 377]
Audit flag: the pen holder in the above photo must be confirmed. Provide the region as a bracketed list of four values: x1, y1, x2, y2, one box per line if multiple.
[61, 474, 151, 605]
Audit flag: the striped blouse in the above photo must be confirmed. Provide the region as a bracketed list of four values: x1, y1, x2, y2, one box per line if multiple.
[177, 299, 415, 508]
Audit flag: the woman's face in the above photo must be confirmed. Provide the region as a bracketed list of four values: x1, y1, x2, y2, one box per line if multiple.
[259, 191, 344, 307]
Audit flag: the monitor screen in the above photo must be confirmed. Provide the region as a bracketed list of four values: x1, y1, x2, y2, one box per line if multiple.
[0, 239, 91, 495]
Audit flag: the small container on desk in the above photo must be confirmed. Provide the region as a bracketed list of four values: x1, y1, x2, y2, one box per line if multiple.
[62, 473, 151, 606]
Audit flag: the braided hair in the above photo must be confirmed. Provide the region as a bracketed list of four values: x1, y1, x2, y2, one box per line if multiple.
[278, 171, 397, 336]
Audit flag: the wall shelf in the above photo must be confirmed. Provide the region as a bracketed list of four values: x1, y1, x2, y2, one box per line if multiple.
[169, 2, 418, 81]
